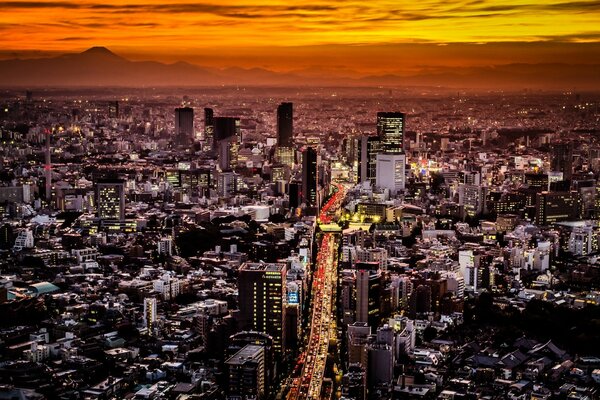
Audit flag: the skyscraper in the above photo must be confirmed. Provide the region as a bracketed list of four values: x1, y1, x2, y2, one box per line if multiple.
[551, 143, 573, 181]
[377, 112, 405, 154]
[225, 345, 266, 400]
[302, 147, 318, 209]
[96, 179, 125, 220]
[214, 117, 240, 143]
[175, 107, 194, 146]
[375, 153, 406, 195]
[357, 135, 382, 183]
[204, 107, 214, 144]
[277, 102, 293, 147]
[238, 262, 287, 355]
[355, 263, 381, 329]
[213, 117, 241, 169]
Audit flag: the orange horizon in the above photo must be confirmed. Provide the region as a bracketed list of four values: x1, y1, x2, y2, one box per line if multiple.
[0, 0, 599, 74]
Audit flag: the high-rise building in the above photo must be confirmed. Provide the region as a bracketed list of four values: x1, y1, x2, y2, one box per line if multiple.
[204, 107, 214, 143]
[357, 136, 382, 183]
[277, 102, 293, 147]
[301, 147, 318, 210]
[214, 117, 241, 148]
[175, 107, 194, 146]
[458, 183, 488, 218]
[218, 136, 238, 171]
[225, 344, 266, 400]
[96, 179, 125, 220]
[535, 191, 581, 225]
[143, 297, 157, 330]
[355, 262, 381, 329]
[377, 112, 405, 154]
[288, 181, 301, 210]
[375, 153, 406, 195]
[238, 262, 287, 355]
[551, 143, 573, 181]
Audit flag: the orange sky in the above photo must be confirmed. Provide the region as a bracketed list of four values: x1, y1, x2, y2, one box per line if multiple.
[1, 0, 599, 73]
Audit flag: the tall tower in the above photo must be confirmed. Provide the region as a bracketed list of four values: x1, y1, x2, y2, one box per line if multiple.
[551, 143, 573, 181]
[277, 102, 293, 147]
[143, 297, 157, 330]
[44, 128, 52, 208]
[238, 262, 287, 355]
[302, 147, 318, 209]
[175, 107, 194, 146]
[377, 112, 405, 154]
[357, 135, 382, 184]
[204, 107, 214, 144]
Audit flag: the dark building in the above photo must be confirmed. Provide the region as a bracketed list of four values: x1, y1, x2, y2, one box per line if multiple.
[277, 102, 293, 147]
[377, 112, 405, 154]
[355, 262, 381, 329]
[108, 101, 118, 118]
[409, 284, 432, 315]
[238, 263, 287, 355]
[225, 344, 266, 400]
[175, 107, 194, 146]
[301, 147, 318, 210]
[214, 117, 240, 148]
[551, 143, 574, 181]
[95, 179, 125, 220]
[0, 223, 14, 250]
[535, 191, 581, 226]
[357, 136, 382, 183]
[288, 181, 301, 210]
[204, 107, 214, 144]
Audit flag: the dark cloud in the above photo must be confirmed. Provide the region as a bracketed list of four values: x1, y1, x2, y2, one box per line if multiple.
[0, 1, 338, 18]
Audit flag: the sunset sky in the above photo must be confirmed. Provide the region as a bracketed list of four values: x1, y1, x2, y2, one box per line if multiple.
[1, 0, 599, 74]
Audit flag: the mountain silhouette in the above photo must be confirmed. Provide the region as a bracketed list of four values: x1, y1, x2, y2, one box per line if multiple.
[0, 47, 598, 89]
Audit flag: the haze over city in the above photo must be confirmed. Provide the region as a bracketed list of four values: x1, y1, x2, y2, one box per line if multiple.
[1, 0, 600, 88]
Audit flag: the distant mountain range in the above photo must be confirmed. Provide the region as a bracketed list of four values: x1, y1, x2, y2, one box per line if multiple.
[0, 46, 598, 90]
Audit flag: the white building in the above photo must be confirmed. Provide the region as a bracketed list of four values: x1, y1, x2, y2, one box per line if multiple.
[375, 153, 406, 196]
[157, 237, 173, 256]
[153, 274, 182, 300]
[24, 342, 50, 362]
[13, 229, 34, 251]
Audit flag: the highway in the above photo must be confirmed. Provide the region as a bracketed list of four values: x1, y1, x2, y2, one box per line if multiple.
[288, 184, 345, 400]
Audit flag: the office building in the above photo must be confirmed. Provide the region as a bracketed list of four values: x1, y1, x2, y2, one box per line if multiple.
[238, 263, 287, 355]
[458, 184, 488, 218]
[175, 107, 194, 146]
[551, 143, 573, 181]
[377, 112, 405, 154]
[204, 107, 214, 143]
[375, 153, 406, 195]
[225, 344, 266, 400]
[214, 117, 241, 150]
[302, 147, 318, 210]
[535, 191, 581, 225]
[277, 102, 293, 147]
[357, 135, 382, 183]
[355, 263, 381, 329]
[96, 179, 125, 220]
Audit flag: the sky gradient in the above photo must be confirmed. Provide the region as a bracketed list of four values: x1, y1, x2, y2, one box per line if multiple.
[1, 0, 599, 73]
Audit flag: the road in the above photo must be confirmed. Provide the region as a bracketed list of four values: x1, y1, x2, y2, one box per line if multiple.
[288, 184, 345, 400]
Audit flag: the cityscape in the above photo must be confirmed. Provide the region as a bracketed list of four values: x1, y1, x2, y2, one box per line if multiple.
[1, 1, 600, 400]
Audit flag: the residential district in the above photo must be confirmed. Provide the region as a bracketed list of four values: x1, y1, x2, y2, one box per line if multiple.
[0, 87, 599, 400]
